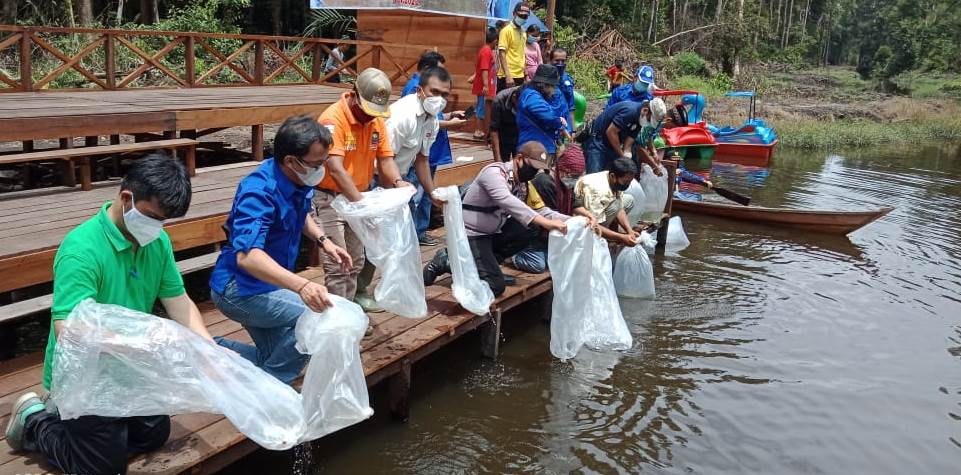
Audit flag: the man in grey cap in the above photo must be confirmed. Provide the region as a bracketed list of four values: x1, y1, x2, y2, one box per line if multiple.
[314, 68, 411, 330]
[423, 141, 569, 297]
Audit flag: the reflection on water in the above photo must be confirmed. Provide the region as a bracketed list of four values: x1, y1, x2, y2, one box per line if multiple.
[313, 144, 961, 474]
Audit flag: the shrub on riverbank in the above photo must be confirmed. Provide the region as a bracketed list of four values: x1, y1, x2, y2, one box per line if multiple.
[774, 117, 961, 149]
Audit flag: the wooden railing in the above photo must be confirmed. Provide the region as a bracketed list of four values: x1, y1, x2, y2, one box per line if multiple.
[0, 25, 434, 92]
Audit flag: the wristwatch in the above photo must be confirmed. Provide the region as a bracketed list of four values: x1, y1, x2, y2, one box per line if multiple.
[316, 235, 328, 247]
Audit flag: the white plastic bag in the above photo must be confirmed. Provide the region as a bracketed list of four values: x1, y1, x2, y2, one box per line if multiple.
[639, 230, 657, 255]
[613, 245, 655, 299]
[665, 216, 690, 253]
[296, 296, 374, 441]
[547, 217, 633, 360]
[624, 179, 647, 225]
[332, 187, 427, 318]
[51, 300, 305, 450]
[432, 186, 495, 316]
[638, 164, 669, 215]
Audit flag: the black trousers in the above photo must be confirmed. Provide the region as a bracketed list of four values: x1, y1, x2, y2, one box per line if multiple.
[469, 218, 539, 296]
[498, 139, 517, 163]
[24, 410, 170, 475]
[497, 77, 524, 92]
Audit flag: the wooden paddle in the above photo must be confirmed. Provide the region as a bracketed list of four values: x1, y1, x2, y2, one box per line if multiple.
[711, 185, 751, 206]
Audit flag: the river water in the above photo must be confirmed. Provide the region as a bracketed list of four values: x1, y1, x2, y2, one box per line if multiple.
[291, 143, 961, 474]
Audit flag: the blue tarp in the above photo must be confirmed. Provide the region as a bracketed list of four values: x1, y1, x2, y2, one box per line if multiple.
[724, 91, 756, 98]
[487, 0, 549, 31]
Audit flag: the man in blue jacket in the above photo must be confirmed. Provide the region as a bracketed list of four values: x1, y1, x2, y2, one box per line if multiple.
[550, 47, 575, 134]
[607, 65, 656, 107]
[517, 64, 570, 163]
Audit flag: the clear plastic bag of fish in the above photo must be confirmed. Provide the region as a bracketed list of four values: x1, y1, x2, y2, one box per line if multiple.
[295, 295, 374, 442]
[432, 186, 495, 316]
[332, 186, 427, 318]
[665, 215, 690, 253]
[638, 230, 657, 255]
[51, 300, 305, 450]
[638, 164, 669, 215]
[624, 179, 647, 225]
[547, 217, 633, 360]
[613, 243, 656, 299]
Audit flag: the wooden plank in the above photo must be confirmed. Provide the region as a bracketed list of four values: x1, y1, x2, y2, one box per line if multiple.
[434, 159, 494, 187]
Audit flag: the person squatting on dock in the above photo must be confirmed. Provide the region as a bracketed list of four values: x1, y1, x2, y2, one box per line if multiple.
[423, 141, 570, 297]
[209, 116, 353, 384]
[5, 157, 216, 475]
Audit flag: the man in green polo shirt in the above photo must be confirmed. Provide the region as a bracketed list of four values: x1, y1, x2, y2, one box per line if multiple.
[5, 155, 214, 475]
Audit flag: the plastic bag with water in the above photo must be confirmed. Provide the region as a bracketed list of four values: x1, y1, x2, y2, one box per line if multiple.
[638, 164, 669, 215]
[332, 187, 427, 318]
[613, 240, 656, 299]
[624, 179, 647, 225]
[432, 186, 495, 316]
[51, 300, 305, 450]
[665, 215, 690, 253]
[295, 295, 374, 441]
[547, 217, 633, 360]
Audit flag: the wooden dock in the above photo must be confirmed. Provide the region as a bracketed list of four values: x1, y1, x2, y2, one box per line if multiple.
[0, 136, 546, 474]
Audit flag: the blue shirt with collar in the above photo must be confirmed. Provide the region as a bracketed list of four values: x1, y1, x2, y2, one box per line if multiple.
[402, 72, 453, 166]
[517, 86, 566, 153]
[210, 158, 314, 297]
[607, 83, 654, 108]
[558, 72, 575, 130]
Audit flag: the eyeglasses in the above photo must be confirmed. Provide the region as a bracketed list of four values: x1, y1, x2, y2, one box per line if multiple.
[296, 156, 327, 169]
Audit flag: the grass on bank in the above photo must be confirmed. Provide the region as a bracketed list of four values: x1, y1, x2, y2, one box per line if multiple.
[774, 117, 961, 148]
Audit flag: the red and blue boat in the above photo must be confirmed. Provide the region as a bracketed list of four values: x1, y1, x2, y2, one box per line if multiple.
[708, 91, 779, 166]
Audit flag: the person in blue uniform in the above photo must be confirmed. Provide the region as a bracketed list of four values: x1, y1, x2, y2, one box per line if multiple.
[517, 64, 570, 162]
[607, 65, 656, 107]
[550, 47, 575, 134]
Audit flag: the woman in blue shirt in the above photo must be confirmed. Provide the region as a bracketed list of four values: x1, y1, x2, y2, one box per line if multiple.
[516, 64, 570, 161]
[210, 116, 352, 384]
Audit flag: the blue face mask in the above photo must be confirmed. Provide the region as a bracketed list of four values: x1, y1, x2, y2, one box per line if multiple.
[527, 36, 538, 45]
[633, 81, 647, 94]
[554, 64, 566, 77]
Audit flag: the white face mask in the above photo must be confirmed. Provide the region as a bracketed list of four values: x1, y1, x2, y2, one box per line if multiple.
[294, 158, 326, 187]
[123, 199, 164, 247]
[422, 95, 446, 116]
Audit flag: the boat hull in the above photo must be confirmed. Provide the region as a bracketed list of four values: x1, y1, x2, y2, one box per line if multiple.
[673, 199, 892, 235]
[713, 140, 778, 166]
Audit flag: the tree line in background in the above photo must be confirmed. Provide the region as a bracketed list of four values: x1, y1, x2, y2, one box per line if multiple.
[556, 0, 961, 88]
[1, 0, 959, 91]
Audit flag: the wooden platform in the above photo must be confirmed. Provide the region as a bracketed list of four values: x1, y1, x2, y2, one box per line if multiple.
[0, 142, 493, 294]
[0, 233, 552, 475]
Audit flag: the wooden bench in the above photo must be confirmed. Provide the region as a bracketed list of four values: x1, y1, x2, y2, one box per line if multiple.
[0, 252, 221, 327]
[0, 139, 198, 191]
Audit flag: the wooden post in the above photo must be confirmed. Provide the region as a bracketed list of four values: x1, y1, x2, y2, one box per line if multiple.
[546, 0, 557, 50]
[252, 125, 264, 161]
[85, 136, 99, 146]
[311, 43, 322, 82]
[388, 359, 412, 422]
[480, 308, 502, 359]
[254, 40, 265, 85]
[371, 45, 381, 70]
[19, 31, 31, 92]
[79, 157, 93, 191]
[59, 138, 76, 187]
[183, 144, 196, 177]
[105, 33, 116, 89]
[185, 36, 195, 86]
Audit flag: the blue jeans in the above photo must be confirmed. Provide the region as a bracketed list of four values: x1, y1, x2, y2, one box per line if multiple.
[405, 165, 437, 237]
[511, 246, 548, 274]
[584, 135, 618, 174]
[211, 279, 308, 384]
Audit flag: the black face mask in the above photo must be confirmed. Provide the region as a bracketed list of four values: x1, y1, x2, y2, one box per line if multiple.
[517, 159, 539, 182]
[611, 179, 631, 192]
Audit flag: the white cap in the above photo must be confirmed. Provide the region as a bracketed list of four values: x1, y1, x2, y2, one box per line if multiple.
[648, 97, 667, 123]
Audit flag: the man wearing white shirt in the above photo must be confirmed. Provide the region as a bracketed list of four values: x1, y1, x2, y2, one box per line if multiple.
[385, 66, 451, 210]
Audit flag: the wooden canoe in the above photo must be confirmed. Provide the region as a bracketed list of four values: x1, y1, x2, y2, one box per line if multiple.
[673, 199, 893, 235]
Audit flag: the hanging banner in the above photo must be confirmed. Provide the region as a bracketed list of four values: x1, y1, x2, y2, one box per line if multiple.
[309, 0, 493, 20]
